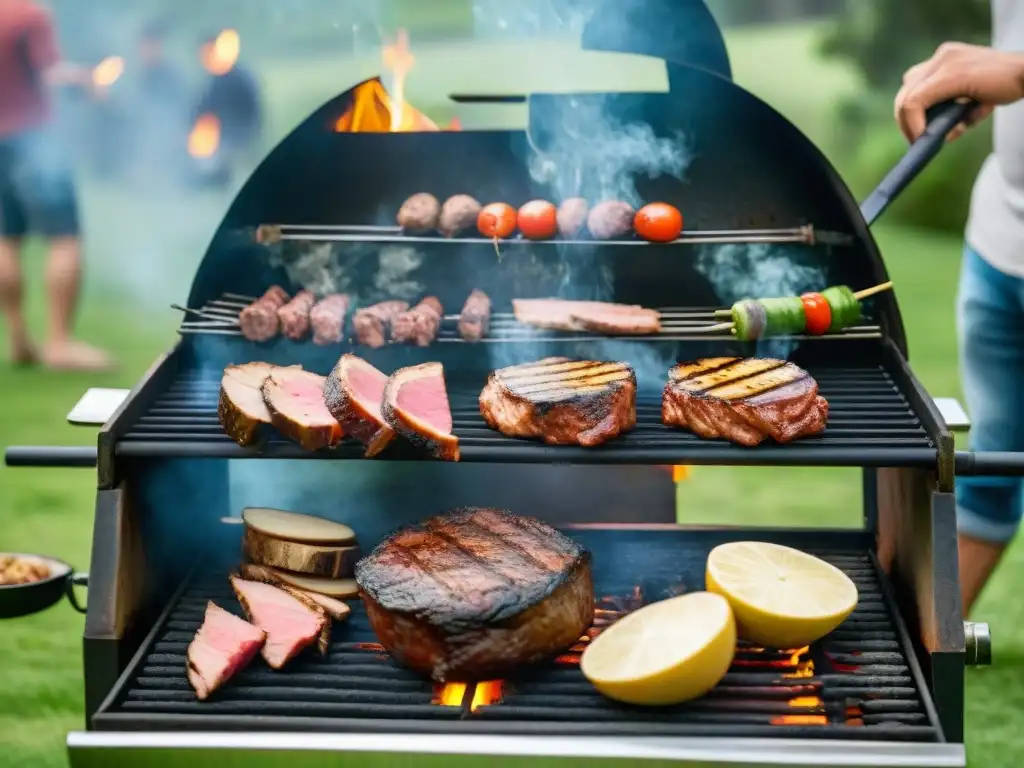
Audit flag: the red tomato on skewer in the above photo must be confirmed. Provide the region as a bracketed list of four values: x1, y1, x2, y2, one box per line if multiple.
[477, 203, 517, 239]
[517, 200, 558, 240]
[634, 203, 683, 243]
[800, 292, 832, 335]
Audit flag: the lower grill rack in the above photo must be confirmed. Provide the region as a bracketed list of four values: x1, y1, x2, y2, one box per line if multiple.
[94, 548, 940, 742]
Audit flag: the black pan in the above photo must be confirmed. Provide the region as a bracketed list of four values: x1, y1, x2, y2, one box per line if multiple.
[0, 553, 87, 619]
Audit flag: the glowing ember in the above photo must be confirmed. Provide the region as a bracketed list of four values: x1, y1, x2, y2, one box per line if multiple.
[203, 29, 240, 76]
[772, 714, 828, 726]
[354, 642, 386, 652]
[787, 696, 823, 709]
[783, 663, 815, 679]
[470, 681, 504, 711]
[187, 114, 220, 158]
[433, 682, 466, 707]
[92, 56, 124, 89]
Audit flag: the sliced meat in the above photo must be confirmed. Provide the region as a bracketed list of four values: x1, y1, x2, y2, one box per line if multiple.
[557, 198, 589, 238]
[239, 286, 290, 342]
[240, 564, 352, 621]
[479, 357, 636, 447]
[357, 507, 593, 681]
[512, 299, 661, 335]
[261, 368, 343, 451]
[381, 362, 459, 461]
[323, 354, 396, 457]
[457, 289, 491, 342]
[586, 201, 634, 240]
[391, 296, 443, 346]
[277, 289, 316, 340]
[438, 194, 482, 237]
[352, 300, 409, 348]
[309, 294, 351, 346]
[187, 602, 266, 701]
[218, 362, 301, 446]
[230, 576, 330, 667]
[661, 357, 829, 447]
[397, 192, 441, 233]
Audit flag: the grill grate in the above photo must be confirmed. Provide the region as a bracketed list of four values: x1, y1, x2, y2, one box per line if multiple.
[116, 363, 936, 466]
[95, 548, 939, 741]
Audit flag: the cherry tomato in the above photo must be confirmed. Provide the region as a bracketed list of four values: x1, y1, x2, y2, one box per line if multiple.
[800, 292, 832, 336]
[517, 200, 558, 240]
[477, 203, 517, 239]
[633, 203, 683, 243]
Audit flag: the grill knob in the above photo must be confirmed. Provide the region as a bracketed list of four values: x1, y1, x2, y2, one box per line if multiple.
[964, 621, 992, 666]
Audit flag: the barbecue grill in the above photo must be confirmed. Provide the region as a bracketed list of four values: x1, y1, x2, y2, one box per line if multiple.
[5, 2, 1022, 766]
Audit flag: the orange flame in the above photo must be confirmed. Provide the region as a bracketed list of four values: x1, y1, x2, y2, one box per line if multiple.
[772, 714, 828, 726]
[92, 56, 124, 88]
[433, 682, 466, 707]
[382, 29, 415, 132]
[470, 681, 504, 711]
[188, 114, 221, 158]
[202, 29, 240, 76]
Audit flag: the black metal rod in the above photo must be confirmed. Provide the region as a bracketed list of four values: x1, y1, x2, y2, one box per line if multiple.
[861, 99, 978, 226]
[955, 451, 1024, 476]
[4, 446, 98, 468]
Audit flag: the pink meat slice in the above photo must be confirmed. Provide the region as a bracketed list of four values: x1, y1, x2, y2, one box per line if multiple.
[261, 369, 343, 451]
[230, 577, 328, 668]
[187, 602, 266, 701]
[396, 376, 453, 433]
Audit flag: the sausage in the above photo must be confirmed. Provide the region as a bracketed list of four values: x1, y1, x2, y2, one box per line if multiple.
[391, 297, 444, 347]
[438, 195, 482, 237]
[457, 289, 491, 342]
[586, 201, 635, 240]
[396, 193, 441, 233]
[352, 300, 410, 348]
[556, 198, 589, 238]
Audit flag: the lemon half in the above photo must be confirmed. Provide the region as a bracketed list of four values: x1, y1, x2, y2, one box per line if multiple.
[580, 591, 736, 706]
[706, 541, 858, 649]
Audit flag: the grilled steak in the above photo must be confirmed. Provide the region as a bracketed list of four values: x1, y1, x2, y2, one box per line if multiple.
[397, 192, 441, 233]
[381, 362, 459, 461]
[261, 368, 343, 451]
[512, 299, 661, 335]
[230, 576, 330, 667]
[556, 198, 589, 238]
[240, 564, 352, 621]
[479, 357, 636, 447]
[309, 293, 351, 346]
[277, 289, 316, 340]
[187, 602, 266, 700]
[239, 286, 289, 342]
[323, 354, 396, 457]
[662, 357, 829, 447]
[352, 300, 409, 348]
[219, 362, 301, 446]
[356, 507, 594, 681]
[438, 194, 482, 237]
[457, 289, 491, 341]
[391, 296, 443, 346]
[586, 201, 634, 240]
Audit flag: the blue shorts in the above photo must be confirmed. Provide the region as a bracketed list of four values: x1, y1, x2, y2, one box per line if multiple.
[0, 128, 80, 239]
[956, 245, 1024, 543]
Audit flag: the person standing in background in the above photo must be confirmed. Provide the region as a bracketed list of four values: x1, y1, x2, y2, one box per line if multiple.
[131, 20, 189, 181]
[894, 1, 1024, 616]
[193, 30, 263, 165]
[0, 0, 113, 369]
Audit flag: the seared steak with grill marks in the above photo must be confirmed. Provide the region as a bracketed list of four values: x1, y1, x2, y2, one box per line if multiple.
[323, 354, 396, 457]
[239, 286, 289, 342]
[382, 362, 459, 461]
[513, 299, 661, 335]
[662, 357, 828, 447]
[391, 296, 443, 346]
[352, 300, 409, 348]
[479, 357, 636, 447]
[187, 602, 265, 700]
[261, 368, 343, 451]
[230, 576, 330, 667]
[218, 362, 301, 446]
[357, 507, 594, 681]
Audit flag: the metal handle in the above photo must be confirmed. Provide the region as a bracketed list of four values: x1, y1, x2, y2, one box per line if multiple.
[964, 621, 991, 665]
[65, 572, 88, 614]
[860, 99, 978, 226]
[4, 446, 98, 468]
[954, 451, 1024, 476]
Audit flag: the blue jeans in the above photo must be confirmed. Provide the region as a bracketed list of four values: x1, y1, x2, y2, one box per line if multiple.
[956, 245, 1024, 543]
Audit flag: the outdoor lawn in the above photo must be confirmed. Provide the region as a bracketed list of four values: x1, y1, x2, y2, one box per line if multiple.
[1, 21, 1020, 768]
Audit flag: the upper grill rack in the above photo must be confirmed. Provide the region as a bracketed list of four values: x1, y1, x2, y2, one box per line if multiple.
[93, 546, 940, 742]
[177, 293, 883, 343]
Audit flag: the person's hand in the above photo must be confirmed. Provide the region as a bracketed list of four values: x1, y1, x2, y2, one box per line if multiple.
[895, 42, 1024, 143]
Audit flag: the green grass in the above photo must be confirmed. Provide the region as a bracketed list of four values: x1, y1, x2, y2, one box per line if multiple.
[0, 20, 1018, 768]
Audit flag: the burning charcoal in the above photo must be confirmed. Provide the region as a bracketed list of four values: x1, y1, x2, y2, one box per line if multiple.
[557, 198, 589, 238]
[397, 193, 441, 233]
[391, 296, 443, 347]
[586, 201, 635, 240]
[457, 289, 491, 342]
[438, 194, 482, 237]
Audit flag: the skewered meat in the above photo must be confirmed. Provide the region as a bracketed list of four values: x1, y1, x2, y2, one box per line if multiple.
[187, 602, 266, 701]
[438, 194, 482, 237]
[277, 290, 316, 340]
[586, 201, 635, 240]
[261, 368, 343, 451]
[357, 507, 594, 681]
[309, 294, 350, 346]
[230, 576, 330, 667]
[725, 285, 864, 341]
[479, 357, 637, 447]
[512, 298, 661, 335]
[240, 565, 352, 621]
[239, 286, 289, 342]
[381, 362, 459, 461]
[391, 296, 443, 346]
[662, 357, 829, 447]
[556, 198, 589, 238]
[397, 192, 441, 233]
[457, 289, 491, 341]
[323, 354, 396, 457]
[219, 362, 302, 446]
[352, 300, 409, 348]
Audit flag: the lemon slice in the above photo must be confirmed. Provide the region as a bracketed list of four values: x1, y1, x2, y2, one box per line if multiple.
[705, 541, 858, 649]
[580, 592, 736, 706]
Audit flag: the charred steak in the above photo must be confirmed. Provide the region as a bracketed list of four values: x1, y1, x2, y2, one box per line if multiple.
[457, 289, 491, 342]
[239, 286, 289, 342]
[352, 300, 409, 348]
[382, 362, 459, 461]
[662, 357, 829, 447]
[357, 507, 594, 681]
[512, 299, 661, 335]
[479, 357, 636, 447]
[309, 293, 351, 346]
[323, 354, 396, 457]
[219, 362, 301, 446]
[187, 602, 266, 700]
[261, 368, 343, 451]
